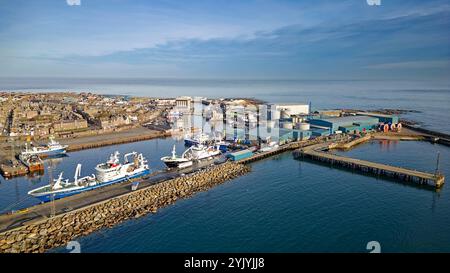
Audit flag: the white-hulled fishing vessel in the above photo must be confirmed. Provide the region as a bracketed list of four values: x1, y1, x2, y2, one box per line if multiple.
[160, 145, 193, 169]
[21, 136, 68, 157]
[28, 151, 150, 202]
[185, 144, 221, 161]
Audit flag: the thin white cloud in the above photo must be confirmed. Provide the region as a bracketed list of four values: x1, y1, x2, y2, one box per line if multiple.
[365, 60, 450, 69]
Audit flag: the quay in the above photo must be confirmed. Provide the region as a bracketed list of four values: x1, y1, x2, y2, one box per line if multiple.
[293, 142, 445, 188]
[239, 136, 332, 164]
[0, 161, 250, 253]
[65, 130, 170, 152]
[0, 160, 28, 178]
[402, 123, 450, 147]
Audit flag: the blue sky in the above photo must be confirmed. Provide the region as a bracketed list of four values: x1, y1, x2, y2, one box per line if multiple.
[0, 0, 449, 79]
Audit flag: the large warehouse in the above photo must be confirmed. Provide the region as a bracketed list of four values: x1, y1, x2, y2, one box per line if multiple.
[356, 112, 399, 124]
[308, 116, 380, 133]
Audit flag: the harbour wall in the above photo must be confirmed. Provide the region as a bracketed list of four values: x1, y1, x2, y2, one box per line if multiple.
[0, 162, 250, 253]
[66, 131, 170, 152]
[403, 124, 450, 147]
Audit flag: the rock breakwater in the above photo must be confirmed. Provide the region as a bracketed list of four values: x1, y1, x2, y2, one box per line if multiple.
[0, 162, 250, 253]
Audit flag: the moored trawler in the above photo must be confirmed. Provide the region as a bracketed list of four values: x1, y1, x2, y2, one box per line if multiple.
[184, 133, 210, 146]
[161, 145, 193, 169]
[18, 154, 44, 172]
[185, 144, 222, 161]
[28, 151, 150, 202]
[21, 136, 68, 158]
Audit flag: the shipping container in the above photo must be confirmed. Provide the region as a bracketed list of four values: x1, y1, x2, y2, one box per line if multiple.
[227, 149, 253, 161]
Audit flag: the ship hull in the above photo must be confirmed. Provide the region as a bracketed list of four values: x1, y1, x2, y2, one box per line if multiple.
[184, 139, 199, 146]
[22, 148, 67, 158]
[32, 169, 150, 203]
[195, 152, 221, 160]
[162, 159, 193, 169]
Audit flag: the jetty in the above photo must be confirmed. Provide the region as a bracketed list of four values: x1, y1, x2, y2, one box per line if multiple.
[65, 131, 170, 152]
[239, 135, 336, 164]
[293, 142, 445, 188]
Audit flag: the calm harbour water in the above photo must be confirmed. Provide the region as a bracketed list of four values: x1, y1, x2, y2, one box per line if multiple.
[45, 140, 448, 253]
[0, 78, 450, 252]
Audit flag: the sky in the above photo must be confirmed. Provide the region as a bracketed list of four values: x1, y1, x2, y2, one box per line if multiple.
[0, 0, 449, 80]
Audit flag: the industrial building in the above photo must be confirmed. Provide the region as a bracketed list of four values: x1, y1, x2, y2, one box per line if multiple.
[308, 115, 380, 134]
[356, 112, 399, 124]
[310, 128, 331, 137]
[267, 103, 310, 120]
[175, 96, 193, 112]
[293, 130, 312, 140]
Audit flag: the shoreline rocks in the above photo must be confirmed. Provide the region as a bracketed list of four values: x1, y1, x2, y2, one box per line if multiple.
[0, 162, 250, 253]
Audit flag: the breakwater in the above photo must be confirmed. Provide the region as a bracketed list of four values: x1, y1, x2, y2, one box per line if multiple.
[0, 162, 250, 253]
[403, 124, 450, 147]
[66, 131, 170, 152]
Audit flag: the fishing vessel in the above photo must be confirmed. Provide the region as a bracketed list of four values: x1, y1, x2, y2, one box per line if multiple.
[21, 136, 68, 157]
[160, 145, 193, 169]
[186, 144, 221, 161]
[28, 151, 150, 202]
[184, 133, 210, 146]
[259, 141, 279, 152]
[18, 154, 44, 172]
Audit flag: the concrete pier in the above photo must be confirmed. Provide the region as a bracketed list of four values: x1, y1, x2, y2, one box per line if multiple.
[239, 136, 331, 164]
[66, 131, 170, 152]
[293, 144, 445, 188]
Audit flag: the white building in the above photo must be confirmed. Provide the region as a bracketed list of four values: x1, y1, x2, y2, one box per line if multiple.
[175, 96, 193, 113]
[267, 103, 309, 120]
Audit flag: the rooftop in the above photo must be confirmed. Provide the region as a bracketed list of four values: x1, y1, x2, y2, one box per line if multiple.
[314, 115, 379, 124]
[356, 112, 397, 118]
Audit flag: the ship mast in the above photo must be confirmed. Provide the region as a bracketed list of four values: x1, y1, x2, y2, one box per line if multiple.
[172, 145, 177, 159]
[435, 151, 441, 177]
[48, 161, 56, 218]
